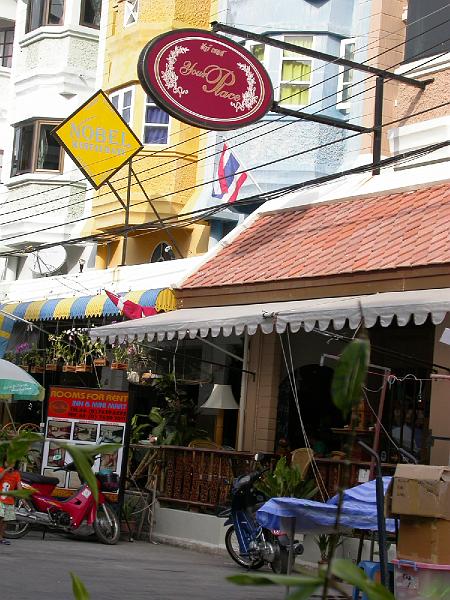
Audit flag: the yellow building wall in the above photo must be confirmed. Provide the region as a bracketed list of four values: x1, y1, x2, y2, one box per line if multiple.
[92, 0, 218, 266]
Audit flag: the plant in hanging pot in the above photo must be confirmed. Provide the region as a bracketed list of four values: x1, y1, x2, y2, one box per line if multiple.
[111, 340, 129, 370]
[92, 340, 108, 367]
[15, 342, 32, 371]
[29, 345, 45, 373]
[73, 329, 93, 373]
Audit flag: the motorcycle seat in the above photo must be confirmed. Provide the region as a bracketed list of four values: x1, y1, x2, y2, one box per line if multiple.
[20, 472, 60, 486]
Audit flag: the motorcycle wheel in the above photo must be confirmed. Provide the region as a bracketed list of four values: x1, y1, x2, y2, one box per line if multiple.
[270, 543, 289, 574]
[4, 499, 31, 539]
[93, 503, 120, 545]
[225, 526, 264, 570]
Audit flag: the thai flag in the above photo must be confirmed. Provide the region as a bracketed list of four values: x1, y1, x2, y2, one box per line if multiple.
[105, 290, 157, 320]
[212, 143, 248, 204]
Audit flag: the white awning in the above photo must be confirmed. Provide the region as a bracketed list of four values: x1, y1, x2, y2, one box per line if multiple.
[89, 288, 450, 343]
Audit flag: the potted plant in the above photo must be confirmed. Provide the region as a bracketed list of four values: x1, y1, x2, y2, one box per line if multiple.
[314, 534, 342, 571]
[255, 456, 318, 499]
[74, 329, 93, 373]
[29, 345, 45, 374]
[111, 341, 129, 370]
[15, 342, 32, 371]
[46, 333, 63, 371]
[121, 498, 138, 535]
[92, 340, 108, 367]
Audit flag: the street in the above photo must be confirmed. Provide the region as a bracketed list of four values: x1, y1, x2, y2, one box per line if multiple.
[0, 532, 282, 600]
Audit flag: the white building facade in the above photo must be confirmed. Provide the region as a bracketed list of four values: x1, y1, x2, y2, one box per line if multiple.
[0, 0, 103, 281]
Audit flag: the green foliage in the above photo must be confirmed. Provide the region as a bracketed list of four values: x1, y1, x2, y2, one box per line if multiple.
[331, 335, 370, 419]
[70, 572, 90, 600]
[255, 456, 317, 499]
[332, 560, 394, 600]
[314, 534, 343, 562]
[130, 374, 206, 446]
[58, 443, 120, 504]
[0, 431, 42, 465]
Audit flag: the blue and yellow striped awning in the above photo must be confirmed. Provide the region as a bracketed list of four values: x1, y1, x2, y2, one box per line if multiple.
[0, 288, 176, 322]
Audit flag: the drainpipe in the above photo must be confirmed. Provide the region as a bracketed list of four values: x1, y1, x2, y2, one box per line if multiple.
[237, 332, 250, 451]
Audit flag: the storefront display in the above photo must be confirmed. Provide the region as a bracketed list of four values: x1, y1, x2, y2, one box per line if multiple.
[42, 386, 129, 496]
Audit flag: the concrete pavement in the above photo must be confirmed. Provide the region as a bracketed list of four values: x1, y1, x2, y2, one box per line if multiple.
[0, 532, 285, 600]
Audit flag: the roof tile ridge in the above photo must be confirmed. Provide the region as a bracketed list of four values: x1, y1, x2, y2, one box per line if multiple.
[178, 209, 264, 289]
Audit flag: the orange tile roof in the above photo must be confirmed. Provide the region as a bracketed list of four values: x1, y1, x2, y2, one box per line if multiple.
[182, 182, 450, 288]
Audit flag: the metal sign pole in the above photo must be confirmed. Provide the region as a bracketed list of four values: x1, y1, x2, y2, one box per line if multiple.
[121, 159, 133, 266]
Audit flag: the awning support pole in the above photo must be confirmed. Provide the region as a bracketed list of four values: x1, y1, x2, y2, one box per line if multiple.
[237, 331, 250, 451]
[121, 159, 132, 266]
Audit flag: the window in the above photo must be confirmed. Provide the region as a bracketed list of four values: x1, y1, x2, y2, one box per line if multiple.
[110, 87, 134, 125]
[150, 243, 175, 263]
[143, 95, 170, 145]
[25, 0, 64, 33]
[279, 36, 313, 106]
[124, 0, 138, 26]
[405, 1, 450, 62]
[0, 28, 14, 68]
[337, 38, 355, 110]
[11, 120, 63, 177]
[250, 43, 265, 65]
[80, 0, 101, 28]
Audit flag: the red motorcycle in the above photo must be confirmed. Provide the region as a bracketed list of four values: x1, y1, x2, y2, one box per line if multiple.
[5, 463, 120, 544]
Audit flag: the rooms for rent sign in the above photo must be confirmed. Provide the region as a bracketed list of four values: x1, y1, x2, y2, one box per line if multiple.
[48, 386, 128, 423]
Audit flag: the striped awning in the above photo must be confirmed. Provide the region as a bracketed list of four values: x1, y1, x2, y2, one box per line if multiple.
[0, 288, 176, 322]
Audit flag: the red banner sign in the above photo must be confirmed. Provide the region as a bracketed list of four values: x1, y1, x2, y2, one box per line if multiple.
[138, 29, 273, 130]
[48, 387, 128, 423]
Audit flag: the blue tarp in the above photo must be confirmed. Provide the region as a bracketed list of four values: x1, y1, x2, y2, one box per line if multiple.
[256, 477, 396, 533]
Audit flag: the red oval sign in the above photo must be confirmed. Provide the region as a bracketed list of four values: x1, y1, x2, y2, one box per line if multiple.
[138, 29, 274, 131]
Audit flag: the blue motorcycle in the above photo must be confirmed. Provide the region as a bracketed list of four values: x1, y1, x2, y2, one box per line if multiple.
[220, 454, 303, 573]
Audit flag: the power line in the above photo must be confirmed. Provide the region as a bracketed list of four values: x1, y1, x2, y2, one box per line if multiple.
[0, 89, 448, 253]
[0, 28, 446, 254]
[0, 9, 444, 211]
[0, 33, 443, 236]
[1, 138, 446, 260]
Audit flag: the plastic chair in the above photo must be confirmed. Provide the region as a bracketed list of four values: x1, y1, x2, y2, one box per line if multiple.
[352, 561, 395, 599]
[290, 448, 314, 478]
[188, 439, 221, 449]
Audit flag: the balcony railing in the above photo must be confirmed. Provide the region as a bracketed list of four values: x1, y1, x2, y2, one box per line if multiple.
[128, 445, 258, 510]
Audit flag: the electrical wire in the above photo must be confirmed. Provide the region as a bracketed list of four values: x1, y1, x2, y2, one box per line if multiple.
[1, 35, 444, 238]
[0, 32, 447, 255]
[0, 9, 445, 212]
[0, 136, 447, 259]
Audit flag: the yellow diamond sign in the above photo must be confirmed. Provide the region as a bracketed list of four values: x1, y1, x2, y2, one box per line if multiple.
[53, 90, 143, 189]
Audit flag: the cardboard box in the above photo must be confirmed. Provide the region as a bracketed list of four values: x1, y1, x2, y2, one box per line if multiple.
[391, 464, 450, 520]
[397, 517, 450, 564]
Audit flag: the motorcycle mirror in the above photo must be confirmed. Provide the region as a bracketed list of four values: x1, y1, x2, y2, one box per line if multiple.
[254, 453, 264, 462]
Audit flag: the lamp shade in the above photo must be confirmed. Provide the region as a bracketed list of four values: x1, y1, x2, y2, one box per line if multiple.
[201, 384, 239, 410]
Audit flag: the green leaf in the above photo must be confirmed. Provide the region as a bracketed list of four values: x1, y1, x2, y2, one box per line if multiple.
[331, 337, 370, 419]
[0, 432, 43, 465]
[332, 559, 370, 589]
[332, 560, 394, 600]
[1, 488, 34, 499]
[288, 583, 322, 600]
[58, 443, 120, 503]
[228, 573, 323, 588]
[70, 573, 90, 600]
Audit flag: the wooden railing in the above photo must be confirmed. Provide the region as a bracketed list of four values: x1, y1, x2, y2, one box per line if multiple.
[315, 458, 396, 497]
[127, 446, 397, 510]
[128, 445, 257, 510]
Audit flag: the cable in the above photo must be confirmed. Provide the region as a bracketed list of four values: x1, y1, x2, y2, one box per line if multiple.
[0, 31, 447, 251]
[1, 10, 445, 212]
[2, 94, 448, 250]
[1, 32, 444, 235]
[0, 136, 447, 259]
